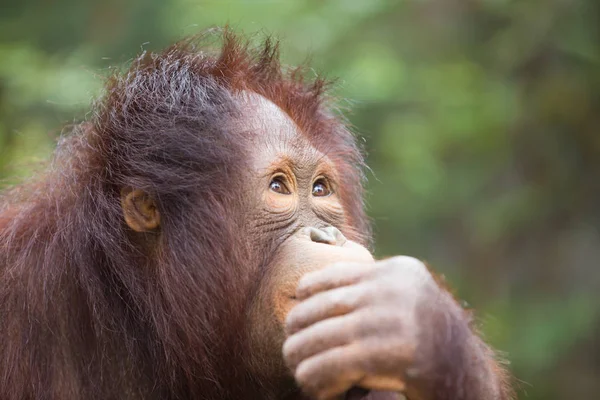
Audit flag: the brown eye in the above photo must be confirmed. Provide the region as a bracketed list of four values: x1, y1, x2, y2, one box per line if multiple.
[269, 178, 290, 195]
[312, 179, 331, 197]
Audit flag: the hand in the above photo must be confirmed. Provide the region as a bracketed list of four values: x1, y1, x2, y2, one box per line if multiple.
[283, 256, 448, 400]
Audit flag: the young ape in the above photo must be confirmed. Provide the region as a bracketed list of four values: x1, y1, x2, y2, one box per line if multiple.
[0, 31, 513, 400]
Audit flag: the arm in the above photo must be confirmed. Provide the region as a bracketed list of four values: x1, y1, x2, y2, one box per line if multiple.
[406, 281, 513, 400]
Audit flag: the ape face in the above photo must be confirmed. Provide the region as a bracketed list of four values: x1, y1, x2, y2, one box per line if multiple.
[240, 92, 356, 241]
[238, 93, 375, 382]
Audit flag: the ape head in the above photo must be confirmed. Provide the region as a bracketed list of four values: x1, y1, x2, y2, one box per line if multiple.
[115, 55, 376, 389]
[1, 31, 375, 399]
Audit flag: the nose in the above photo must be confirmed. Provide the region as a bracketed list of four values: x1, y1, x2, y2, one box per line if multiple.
[304, 226, 347, 246]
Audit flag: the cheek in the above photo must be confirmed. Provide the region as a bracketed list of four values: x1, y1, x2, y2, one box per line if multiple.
[245, 268, 305, 379]
[272, 284, 299, 327]
[245, 280, 289, 377]
[271, 273, 301, 331]
[267, 265, 304, 329]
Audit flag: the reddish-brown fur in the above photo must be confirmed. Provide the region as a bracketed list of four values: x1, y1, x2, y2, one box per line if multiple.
[0, 30, 512, 400]
[0, 31, 368, 399]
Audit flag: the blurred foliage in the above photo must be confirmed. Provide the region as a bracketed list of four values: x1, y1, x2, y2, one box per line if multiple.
[1, 0, 599, 398]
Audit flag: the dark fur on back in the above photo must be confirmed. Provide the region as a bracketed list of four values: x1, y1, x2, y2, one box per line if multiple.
[0, 30, 368, 399]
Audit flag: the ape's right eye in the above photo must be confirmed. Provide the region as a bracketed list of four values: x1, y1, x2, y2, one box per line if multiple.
[269, 177, 291, 195]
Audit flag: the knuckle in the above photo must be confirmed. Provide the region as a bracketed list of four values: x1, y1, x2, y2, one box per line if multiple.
[284, 308, 297, 329]
[295, 284, 311, 301]
[349, 284, 376, 310]
[285, 306, 306, 334]
[282, 335, 297, 359]
[329, 288, 360, 312]
[296, 274, 316, 295]
[328, 289, 346, 308]
[295, 361, 315, 389]
[380, 256, 432, 280]
[390, 255, 426, 270]
[282, 337, 301, 368]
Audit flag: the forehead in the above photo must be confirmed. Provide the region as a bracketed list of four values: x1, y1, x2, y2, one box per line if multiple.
[236, 92, 325, 170]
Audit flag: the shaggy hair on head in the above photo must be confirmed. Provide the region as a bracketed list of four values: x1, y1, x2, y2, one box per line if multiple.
[0, 30, 368, 399]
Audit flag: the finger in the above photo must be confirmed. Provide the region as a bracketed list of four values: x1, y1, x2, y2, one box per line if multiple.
[378, 256, 434, 286]
[295, 341, 414, 400]
[284, 313, 358, 371]
[286, 284, 370, 335]
[296, 262, 374, 301]
[295, 344, 365, 400]
[357, 376, 406, 393]
[285, 308, 413, 371]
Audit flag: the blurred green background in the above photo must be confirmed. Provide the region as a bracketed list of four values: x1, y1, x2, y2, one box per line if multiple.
[1, 0, 599, 398]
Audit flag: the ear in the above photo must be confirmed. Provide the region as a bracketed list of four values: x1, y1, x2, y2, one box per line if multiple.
[120, 188, 160, 232]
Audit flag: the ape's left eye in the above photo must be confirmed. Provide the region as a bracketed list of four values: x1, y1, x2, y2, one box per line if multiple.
[312, 179, 331, 197]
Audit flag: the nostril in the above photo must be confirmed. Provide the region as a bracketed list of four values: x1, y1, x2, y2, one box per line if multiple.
[304, 226, 347, 246]
[322, 226, 347, 246]
[307, 227, 337, 245]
